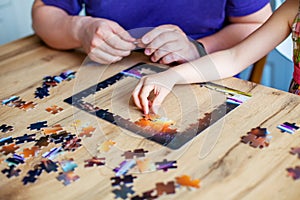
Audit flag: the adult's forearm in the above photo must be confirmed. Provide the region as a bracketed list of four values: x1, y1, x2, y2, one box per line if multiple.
[32, 4, 88, 50]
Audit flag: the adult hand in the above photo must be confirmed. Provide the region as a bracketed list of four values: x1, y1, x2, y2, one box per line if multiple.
[79, 18, 136, 64]
[141, 25, 200, 64]
[132, 69, 181, 114]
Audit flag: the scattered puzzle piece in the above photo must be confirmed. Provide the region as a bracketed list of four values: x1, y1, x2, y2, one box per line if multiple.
[50, 131, 73, 144]
[40, 159, 59, 173]
[175, 175, 200, 188]
[6, 154, 25, 166]
[248, 127, 269, 137]
[97, 140, 116, 153]
[22, 168, 43, 185]
[45, 105, 63, 114]
[2, 165, 21, 178]
[112, 184, 135, 199]
[122, 149, 149, 159]
[0, 124, 14, 133]
[78, 126, 96, 137]
[42, 124, 63, 135]
[34, 86, 49, 99]
[111, 175, 136, 186]
[35, 136, 50, 148]
[155, 159, 177, 172]
[56, 171, 80, 185]
[21, 146, 39, 158]
[0, 144, 20, 155]
[19, 101, 37, 111]
[131, 190, 158, 200]
[60, 158, 78, 172]
[114, 160, 136, 177]
[42, 147, 63, 160]
[14, 134, 36, 144]
[277, 122, 299, 134]
[156, 181, 176, 196]
[2, 96, 19, 105]
[84, 157, 105, 167]
[241, 127, 271, 148]
[136, 158, 156, 173]
[27, 121, 48, 130]
[62, 137, 81, 151]
[241, 133, 270, 148]
[0, 137, 13, 146]
[287, 166, 300, 180]
[290, 147, 300, 159]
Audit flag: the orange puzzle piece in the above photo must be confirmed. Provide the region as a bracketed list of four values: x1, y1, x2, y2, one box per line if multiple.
[175, 175, 200, 188]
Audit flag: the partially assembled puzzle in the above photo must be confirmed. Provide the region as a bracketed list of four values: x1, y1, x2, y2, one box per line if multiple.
[64, 62, 251, 149]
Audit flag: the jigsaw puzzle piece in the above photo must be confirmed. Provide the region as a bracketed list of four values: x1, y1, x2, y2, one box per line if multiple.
[0, 144, 20, 155]
[35, 136, 50, 148]
[40, 159, 59, 173]
[0, 136, 13, 146]
[14, 134, 36, 144]
[78, 126, 96, 137]
[290, 147, 300, 158]
[21, 146, 39, 158]
[277, 122, 299, 134]
[131, 190, 158, 200]
[84, 157, 105, 167]
[175, 175, 200, 188]
[287, 166, 300, 180]
[6, 154, 25, 166]
[56, 171, 80, 186]
[155, 181, 176, 196]
[22, 167, 43, 185]
[2, 165, 21, 178]
[0, 124, 14, 133]
[155, 159, 177, 172]
[60, 158, 78, 172]
[113, 160, 136, 177]
[97, 140, 116, 153]
[112, 184, 135, 199]
[45, 105, 63, 114]
[27, 121, 48, 130]
[62, 137, 81, 151]
[110, 175, 137, 186]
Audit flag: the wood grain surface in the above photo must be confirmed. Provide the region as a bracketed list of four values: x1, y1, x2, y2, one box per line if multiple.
[0, 35, 300, 200]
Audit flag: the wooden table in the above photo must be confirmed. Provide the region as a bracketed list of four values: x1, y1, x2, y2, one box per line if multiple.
[1, 35, 300, 200]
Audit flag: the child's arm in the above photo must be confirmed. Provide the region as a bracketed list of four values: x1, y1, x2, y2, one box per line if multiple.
[133, 0, 298, 114]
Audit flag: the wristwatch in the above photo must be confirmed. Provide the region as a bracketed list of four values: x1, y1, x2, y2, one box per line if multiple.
[191, 40, 207, 57]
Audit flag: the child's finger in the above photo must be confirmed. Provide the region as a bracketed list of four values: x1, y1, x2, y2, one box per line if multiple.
[151, 88, 170, 114]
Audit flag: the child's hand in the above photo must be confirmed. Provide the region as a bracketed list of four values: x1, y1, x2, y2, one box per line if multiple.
[132, 70, 181, 114]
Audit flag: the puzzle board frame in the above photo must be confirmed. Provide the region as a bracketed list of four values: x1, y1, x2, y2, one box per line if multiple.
[64, 63, 240, 149]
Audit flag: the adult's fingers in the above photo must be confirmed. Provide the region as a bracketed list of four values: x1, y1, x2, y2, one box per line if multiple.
[92, 39, 131, 57]
[89, 47, 122, 64]
[96, 24, 135, 51]
[109, 21, 136, 42]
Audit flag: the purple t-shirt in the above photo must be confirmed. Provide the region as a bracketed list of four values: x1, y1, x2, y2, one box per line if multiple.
[42, 0, 269, 39]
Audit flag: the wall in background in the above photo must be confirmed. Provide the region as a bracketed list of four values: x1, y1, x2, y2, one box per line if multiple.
[0, 0, 34, 45]
[0, 0, 294, 92]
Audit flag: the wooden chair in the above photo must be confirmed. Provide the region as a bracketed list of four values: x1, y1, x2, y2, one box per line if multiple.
[249, 55, 268, 83]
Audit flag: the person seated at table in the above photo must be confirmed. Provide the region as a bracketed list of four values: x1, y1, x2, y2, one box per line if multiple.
[32, 0, 271, 65]
[132, 0, 298, 115]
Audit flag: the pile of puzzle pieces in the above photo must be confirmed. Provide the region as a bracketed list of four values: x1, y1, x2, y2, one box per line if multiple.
[0, 120, 96, 185]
